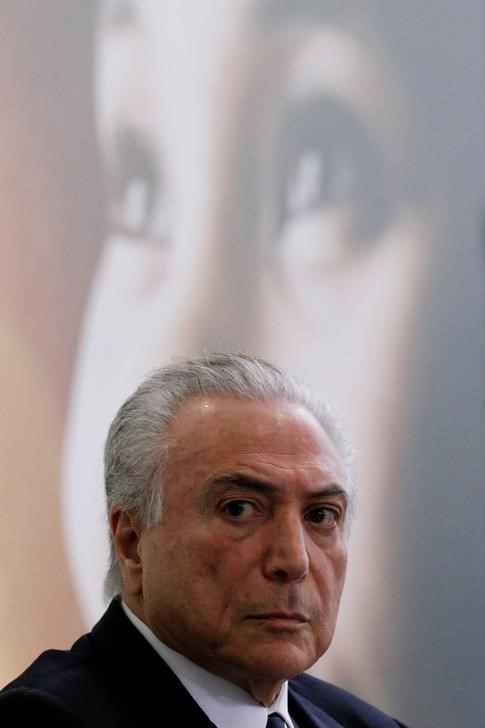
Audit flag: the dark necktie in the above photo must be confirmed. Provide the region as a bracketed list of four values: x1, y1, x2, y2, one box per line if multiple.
[266, 713, 287, 728]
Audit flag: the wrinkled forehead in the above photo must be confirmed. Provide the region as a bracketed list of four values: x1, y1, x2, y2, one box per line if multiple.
[165, 394, 347, 486]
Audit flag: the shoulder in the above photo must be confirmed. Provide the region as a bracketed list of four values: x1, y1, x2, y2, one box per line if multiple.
[0, 600, 124, 720]
[289, 673, 408, 727]
[0, 628, 129, 727]
[0, 635, 101, 720]
[0, 599, 184, 726]
[0, 686, 87, 726]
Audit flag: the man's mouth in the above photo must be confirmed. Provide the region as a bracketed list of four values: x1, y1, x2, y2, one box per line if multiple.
[247, 611, 308, 630]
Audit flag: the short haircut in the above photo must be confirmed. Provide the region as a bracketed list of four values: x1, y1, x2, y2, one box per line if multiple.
[103, 351, 355, 600]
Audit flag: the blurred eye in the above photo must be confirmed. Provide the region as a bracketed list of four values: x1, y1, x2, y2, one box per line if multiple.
[104, 125, 169, 246]
[273, 96, 398, 244]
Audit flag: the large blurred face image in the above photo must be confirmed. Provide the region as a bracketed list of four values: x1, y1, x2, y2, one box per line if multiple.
[63, 0, 435, 698]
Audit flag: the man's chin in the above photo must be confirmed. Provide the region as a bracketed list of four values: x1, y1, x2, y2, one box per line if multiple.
[231, 642, 319, 683]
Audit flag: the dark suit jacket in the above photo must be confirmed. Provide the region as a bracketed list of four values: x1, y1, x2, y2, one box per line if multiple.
[0, 598, 407, 727]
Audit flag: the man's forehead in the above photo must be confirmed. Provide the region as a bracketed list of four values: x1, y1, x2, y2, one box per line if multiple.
[163, 394, 348, 503]
[171, 393, 316, 431]
[168, 394, 340, 464]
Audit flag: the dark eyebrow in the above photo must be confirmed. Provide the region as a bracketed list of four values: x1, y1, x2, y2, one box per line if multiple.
[213, 473, 279, 494]
[213, 473, 348, 502]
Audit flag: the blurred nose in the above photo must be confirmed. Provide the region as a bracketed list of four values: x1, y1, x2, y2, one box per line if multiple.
[263, 511, 310, 584]
[168, 121, 263, 355]
[187, 208, 261, 353]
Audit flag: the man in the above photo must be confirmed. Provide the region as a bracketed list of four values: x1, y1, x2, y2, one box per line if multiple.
[0, 352, 407, 726]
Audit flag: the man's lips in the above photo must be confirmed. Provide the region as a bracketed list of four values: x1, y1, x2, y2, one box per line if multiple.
[250, 611, 307, 621]
[247, 611, 309, 628]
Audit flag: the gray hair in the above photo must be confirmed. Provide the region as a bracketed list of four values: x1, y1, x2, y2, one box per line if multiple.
[103, 351, 355, 600]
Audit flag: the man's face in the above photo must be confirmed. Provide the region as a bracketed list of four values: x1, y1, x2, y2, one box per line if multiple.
[132, 395, 348, 700]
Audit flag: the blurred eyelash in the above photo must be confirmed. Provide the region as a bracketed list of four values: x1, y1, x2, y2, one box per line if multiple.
[104, 125, 166, 244]
[273, 96, 399, 241]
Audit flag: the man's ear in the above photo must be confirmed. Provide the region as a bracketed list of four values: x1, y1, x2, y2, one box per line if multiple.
[109, 505, 143, 596]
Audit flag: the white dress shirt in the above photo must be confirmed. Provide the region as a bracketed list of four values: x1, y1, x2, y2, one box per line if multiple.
[122, 602, 296, 728]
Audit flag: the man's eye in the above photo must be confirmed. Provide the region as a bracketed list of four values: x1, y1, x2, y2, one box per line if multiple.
[306, 507, 338, 528]
[222, 501, 256, 519]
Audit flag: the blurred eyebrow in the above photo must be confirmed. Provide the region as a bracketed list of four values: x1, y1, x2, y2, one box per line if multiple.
[255, 0, 340, 32]
[213, 473, 348, 502]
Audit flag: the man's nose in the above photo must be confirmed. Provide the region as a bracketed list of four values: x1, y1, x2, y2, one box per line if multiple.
[262, 512, 310, 584]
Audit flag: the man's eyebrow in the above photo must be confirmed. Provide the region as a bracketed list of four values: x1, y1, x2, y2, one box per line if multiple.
[213, 473, 278, 494]
[212, 473, 348, 501]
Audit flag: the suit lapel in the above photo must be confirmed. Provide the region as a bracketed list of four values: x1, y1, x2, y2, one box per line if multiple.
[289, 687, 345, 728]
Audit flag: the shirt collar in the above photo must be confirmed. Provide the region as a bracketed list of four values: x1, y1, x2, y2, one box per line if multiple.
[122, 601, 294, 728]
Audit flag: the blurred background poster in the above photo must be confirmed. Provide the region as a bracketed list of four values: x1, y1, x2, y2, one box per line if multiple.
[1, 2, 484, 725]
